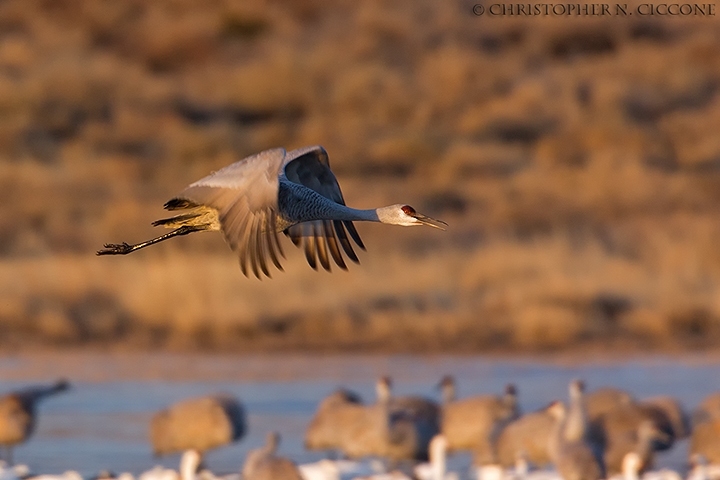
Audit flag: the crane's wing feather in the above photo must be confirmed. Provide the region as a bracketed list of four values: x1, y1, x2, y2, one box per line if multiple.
[282, 145, 365, 271]
[167, 147, 287, 278]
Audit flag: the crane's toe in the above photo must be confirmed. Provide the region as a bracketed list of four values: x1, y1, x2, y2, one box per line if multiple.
[96, 242, 134, 255]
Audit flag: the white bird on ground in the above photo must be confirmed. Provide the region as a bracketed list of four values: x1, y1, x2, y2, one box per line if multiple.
[299, 459, 380, 480]
[608, 452, 681, 480]
[91, 471, 135, 480]
[97, 146, 446, 278]
[26, 472, 83, 480]
[0, 462, 30, 480]
[687, 454, 720, 480]
[138, 449, 201, 480]
[475, 464, 509, 480]
[299, 459, 341, 480]
[138, 466, 177, 480]
[349, 471, 411, 480]
[414, 435, 459, 480]
[511, 452, 562, 480]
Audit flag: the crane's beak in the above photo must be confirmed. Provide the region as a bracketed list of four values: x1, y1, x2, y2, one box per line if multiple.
[412, 213, 447, 230]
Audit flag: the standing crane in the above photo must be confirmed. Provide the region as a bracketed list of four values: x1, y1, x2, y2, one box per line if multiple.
[0, 379, 70, 464]
[149, 394, 246, 460]
[97, 145, 446, 278]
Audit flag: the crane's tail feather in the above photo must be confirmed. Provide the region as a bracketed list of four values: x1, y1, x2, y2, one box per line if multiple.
[163, 198, 200, 210]
[152, 213, 202, 227]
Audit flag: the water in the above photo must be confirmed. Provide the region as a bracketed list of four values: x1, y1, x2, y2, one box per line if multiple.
[0, 353, 717, 476]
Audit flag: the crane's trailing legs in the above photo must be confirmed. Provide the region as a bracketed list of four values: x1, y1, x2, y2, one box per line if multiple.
[97, 225, 207, 256]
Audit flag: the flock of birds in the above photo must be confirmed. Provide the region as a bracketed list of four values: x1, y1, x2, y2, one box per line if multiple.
[1, 377, 720, 480]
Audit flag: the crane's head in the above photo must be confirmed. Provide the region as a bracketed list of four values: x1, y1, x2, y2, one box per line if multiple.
[569, 378, 586, 399]
[437, 375, 456, 403]
[379, 204, 447, 229]
[376, 375, 393, 402]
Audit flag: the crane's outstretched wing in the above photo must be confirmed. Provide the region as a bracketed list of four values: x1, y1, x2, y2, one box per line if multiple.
[165, 147, 287, 279]
[282, 145, 365, 271]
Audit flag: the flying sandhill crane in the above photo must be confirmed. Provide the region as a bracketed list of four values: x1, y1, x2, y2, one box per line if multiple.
[0, 379, 70, 464]
[243, 432, 304, 480]
[150, 394, 246, 461]
[97, 146, 446, 278]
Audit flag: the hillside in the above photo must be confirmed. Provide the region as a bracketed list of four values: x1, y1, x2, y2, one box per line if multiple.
[2, 0, 720, 353]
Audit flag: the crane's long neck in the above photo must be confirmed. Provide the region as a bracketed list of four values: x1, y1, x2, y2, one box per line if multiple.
[564, 384, 587, 443]
[441, 381, 455, 404]
[17, 380, 69, 409]
[279, 182, 381, 224]
[326, 204, 380, 223]
[548, 406, 566, 462]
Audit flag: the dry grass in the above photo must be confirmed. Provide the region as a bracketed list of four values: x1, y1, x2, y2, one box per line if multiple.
[1, 0, 720, 352]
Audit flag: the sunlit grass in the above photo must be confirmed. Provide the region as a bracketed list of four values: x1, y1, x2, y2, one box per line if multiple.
[0, 0, 719, 351]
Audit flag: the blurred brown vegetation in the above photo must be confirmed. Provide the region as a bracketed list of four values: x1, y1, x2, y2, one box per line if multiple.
[1, 0, 720, 353]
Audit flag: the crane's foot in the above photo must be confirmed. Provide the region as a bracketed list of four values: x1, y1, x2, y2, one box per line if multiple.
[96, 242, 135, 255]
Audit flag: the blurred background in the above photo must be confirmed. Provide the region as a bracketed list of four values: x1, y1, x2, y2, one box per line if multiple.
[3, 0, 720, 476]
[1, 0, 720, 354]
